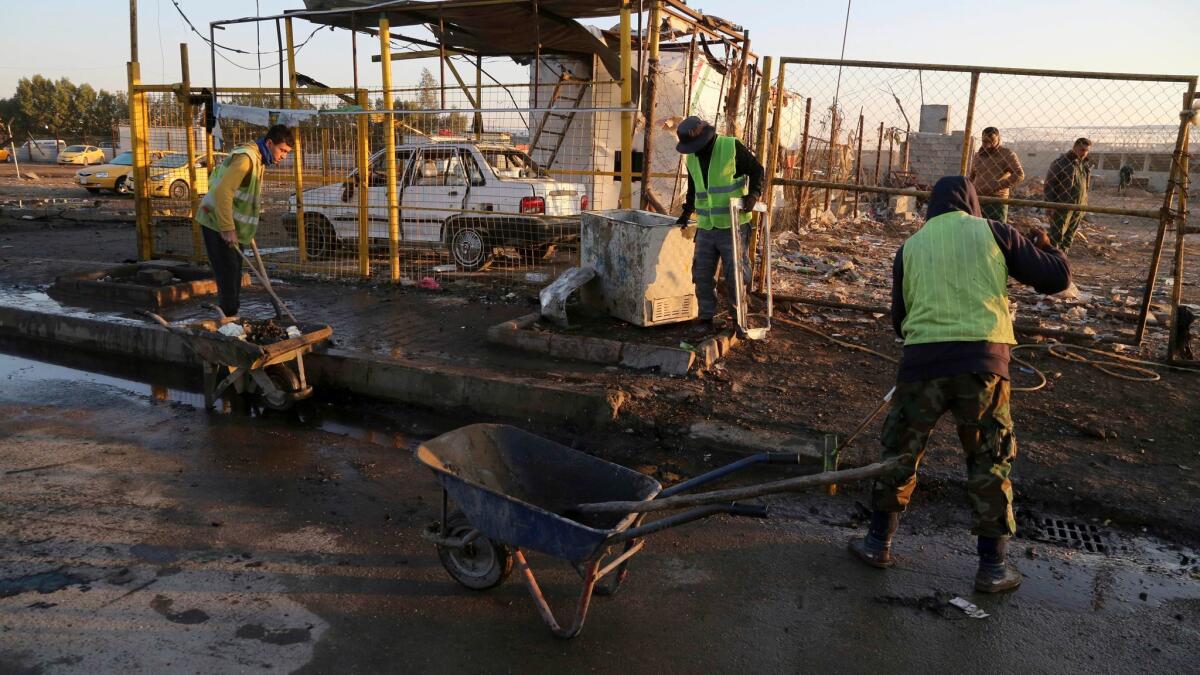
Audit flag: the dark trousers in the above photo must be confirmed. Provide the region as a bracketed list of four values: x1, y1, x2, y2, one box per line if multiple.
[1048, 205, 1085, 253]
[692, 224, 750, 320]
[201, 225, 243, 317]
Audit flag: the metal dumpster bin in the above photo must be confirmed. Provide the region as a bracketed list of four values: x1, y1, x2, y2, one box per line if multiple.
[580, 209, 697, 327]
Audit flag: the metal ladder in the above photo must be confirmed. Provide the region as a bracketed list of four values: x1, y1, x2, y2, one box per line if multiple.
[528, 73, 590, 169]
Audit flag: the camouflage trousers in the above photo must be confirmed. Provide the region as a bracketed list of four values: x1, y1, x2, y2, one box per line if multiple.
[872, 373, 1018, 538]
[1048, 206, 1085, 253]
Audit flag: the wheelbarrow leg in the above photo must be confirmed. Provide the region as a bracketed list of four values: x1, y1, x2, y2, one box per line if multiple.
[513, 549, 598, 639]
[201, 362, 218, 409]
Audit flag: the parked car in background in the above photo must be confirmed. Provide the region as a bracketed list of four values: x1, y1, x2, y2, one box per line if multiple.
[283, 142, 587, 270]
[75, 150, 169, 194]
[58, 145, 105, 165]
[143, 152, 227, 200]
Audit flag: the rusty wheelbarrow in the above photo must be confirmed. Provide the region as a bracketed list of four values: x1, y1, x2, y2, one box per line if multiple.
[416, 424, 895, 638]
[140, 306, 331, 410]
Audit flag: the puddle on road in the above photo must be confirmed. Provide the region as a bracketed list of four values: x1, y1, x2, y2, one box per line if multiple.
[0, 341, 421, 452]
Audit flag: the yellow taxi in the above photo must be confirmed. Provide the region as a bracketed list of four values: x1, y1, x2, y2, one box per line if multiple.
[144, 152, 227, 200]
[58, 145, 106, 165]
[75, 150, 168, 194]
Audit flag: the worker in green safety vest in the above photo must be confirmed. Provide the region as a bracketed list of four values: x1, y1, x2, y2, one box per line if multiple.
[674, 116, 764, 330]
[848, 176, 1071, 593]
[194, 124, 294, 317]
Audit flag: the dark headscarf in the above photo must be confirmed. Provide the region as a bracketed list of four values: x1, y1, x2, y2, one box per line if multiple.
[926, 176, 982, 219]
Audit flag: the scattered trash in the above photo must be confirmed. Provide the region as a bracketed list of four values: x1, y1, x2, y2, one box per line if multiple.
[525, 272, 550, 283]
[1064, 306, 1088, 322]
[679, 341, 696, 352]
[949, 596, 989, 619]
[399, 277, 416, 287]
[417, 276, 440, 290]
[218, 323, 246, 339]
[285, 325, 302, 339]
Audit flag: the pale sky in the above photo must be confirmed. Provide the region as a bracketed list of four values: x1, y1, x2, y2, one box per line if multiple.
[1, 0, 1197, 97]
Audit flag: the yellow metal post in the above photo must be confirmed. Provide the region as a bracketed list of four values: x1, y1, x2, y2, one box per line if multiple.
[960, 71, 980, 175]
[180, 43, 203, 262]
[205, 130, 214, 170]
[763, 67, 786, 215]
[356, 89, 371, 278]
[127, 62, 153, 260]
[754, 56, 773, 163]
[747, 55, 773, 287]
[1168, 97, 1193, 360]
[619, 1, 633, 209]
[639, 1, 662, 210]
[379, 15, 401, 281]
[285, 18, 308, 264]
[755, 67, 786, 289]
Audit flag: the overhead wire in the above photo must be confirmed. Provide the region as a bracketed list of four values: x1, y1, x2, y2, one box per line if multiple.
[169, 0, 326, 72]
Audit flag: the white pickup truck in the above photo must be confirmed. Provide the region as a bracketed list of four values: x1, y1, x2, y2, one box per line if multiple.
[284, 142, 588, 270]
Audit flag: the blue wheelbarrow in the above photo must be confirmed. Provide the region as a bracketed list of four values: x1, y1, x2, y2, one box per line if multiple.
[416, 423, 869, 638]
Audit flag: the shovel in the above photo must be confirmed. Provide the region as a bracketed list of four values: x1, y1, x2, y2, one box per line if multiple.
[229, 237, 298, 324]
[728, 198, 771, 340]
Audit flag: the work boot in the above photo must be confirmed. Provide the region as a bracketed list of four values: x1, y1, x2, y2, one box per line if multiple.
[975, 536, 1022, 593]
[847, 511, 899, 569]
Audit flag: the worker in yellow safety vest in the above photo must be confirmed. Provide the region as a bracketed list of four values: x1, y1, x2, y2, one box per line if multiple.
[674, 116, 765, 330]
[194, 124, 294, 317]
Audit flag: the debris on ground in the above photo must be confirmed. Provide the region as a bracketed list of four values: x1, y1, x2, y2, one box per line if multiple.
[949, 596, 990, 619]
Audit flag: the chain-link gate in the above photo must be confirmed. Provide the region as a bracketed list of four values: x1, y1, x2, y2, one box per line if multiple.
[762, 58, 1196, 348]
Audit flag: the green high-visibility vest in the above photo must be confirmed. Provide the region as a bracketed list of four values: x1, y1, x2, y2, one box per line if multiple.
[686, 135, 751, 230]
[901, 211, 1016, 346]
[195, 143, 265, 245]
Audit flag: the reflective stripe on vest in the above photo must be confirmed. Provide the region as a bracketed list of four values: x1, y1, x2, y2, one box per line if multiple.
[900, 211, 1016, 346]
[686, 135, 751, 230]
[195, 144, 264, 245]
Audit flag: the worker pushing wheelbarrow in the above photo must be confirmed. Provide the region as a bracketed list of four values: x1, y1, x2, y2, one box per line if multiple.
[416, 424, 895, 638]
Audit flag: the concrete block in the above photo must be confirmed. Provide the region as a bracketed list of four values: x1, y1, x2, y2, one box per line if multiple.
[486, 323, 552, 354]
[619, 342, 694, 376]
[548, 334, 622, 364]
[888, 195, 916, 214]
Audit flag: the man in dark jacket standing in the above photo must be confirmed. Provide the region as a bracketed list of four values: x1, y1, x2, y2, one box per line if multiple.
[848, 176, 1071, 593]
[674, 116, 765, 328]
[1044, 137, 1092, 252]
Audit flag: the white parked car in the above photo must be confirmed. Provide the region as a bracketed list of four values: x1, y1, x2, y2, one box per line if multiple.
[284, 142, 588, 270]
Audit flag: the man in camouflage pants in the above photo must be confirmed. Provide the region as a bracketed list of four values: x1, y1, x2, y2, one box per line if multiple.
[848, 176, 1070, 593]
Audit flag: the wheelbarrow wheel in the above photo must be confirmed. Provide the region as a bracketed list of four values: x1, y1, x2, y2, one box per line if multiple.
[437, 511, 513, 590]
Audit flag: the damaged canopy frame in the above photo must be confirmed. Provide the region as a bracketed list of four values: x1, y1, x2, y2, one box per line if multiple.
[764, 57, 1197, 352]
[206, 0, 758, 214]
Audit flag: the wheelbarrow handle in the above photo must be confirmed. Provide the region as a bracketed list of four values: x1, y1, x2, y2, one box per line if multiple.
[136, 309, 173, 329]
[606, 502, 768, 546]
[657, 451, 801, 499]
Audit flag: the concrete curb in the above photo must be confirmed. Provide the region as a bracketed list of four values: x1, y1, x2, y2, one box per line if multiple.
[0, 304, 623, 429]
[487, 312, 702, 376]
[0, 208, 135, 228]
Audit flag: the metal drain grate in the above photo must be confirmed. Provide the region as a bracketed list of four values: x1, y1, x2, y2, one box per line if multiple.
[1032, 517, 1111, 554]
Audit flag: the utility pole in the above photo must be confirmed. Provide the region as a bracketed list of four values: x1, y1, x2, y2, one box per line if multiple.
[129, 0, 138, 62]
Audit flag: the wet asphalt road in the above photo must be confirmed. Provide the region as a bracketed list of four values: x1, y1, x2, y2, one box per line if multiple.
[0, 350, 1197, 674]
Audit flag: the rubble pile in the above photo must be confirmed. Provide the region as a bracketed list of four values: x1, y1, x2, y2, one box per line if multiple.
[770, 211, 1161, 342]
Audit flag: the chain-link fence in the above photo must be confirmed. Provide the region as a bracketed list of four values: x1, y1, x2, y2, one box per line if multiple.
[137, 53, 757, 286]
[764, 58, 1196, 346]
